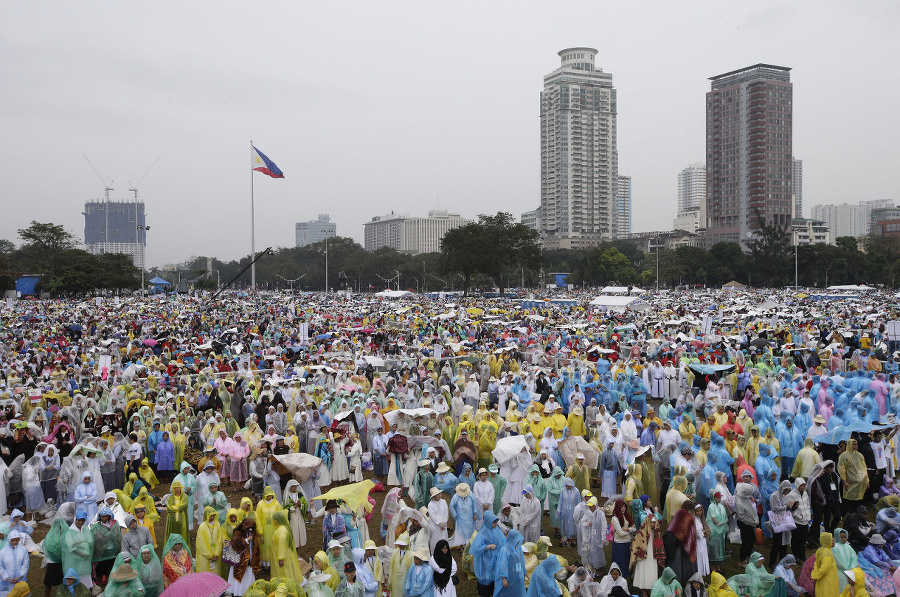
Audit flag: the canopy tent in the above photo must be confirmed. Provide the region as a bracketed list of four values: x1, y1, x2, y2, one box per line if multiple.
[148, 277, 172, 286]
[722, 280, 747, 289]
[826, 284, 874, 291]
[589, 295, 643, 312]
[599, 286, 647, 295]
[374, 289, 412, 298]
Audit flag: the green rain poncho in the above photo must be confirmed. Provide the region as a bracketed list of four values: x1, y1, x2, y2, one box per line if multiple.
[744, 552, 777, 597]
[63, 522, 95, 580]
[202, 481, 229, 524]
[104, 553, 144, 597]
[52, 568, 92, 597]
[132, 544, 164, 597]
[489, 469, 507, 514]
[650, 567, 682, 597]
[328, 543, 353, 580]
[545, 467, 565, 528]
[527, 465, 547, 502]
[91, 509, 122, 563]
[43, 518, 70, 565]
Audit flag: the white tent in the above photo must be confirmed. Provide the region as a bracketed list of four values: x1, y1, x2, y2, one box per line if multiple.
[826, 285, 873, 291]
[589, 295, 642, 312]
[374, 289, 412, 298]
[599, 286, 647, 295]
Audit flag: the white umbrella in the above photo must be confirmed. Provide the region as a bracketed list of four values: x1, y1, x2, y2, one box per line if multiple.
[491, 435, 529, 464]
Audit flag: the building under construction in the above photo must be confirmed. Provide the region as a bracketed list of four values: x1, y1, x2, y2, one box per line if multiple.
[83, 200, 146, 268]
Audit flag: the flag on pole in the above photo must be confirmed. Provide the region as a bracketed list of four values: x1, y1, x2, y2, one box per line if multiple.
[251, 145, 285, 178]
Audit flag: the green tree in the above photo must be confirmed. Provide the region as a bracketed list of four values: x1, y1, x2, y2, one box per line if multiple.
[709, 242, 747, 285]
[477, 212, 541, 296]
[748, 219, 791, 287]
[47, 249, 98, 296]
[95, 253, 140, 291]
[17, 222, 78, 276]
[835, 236, 859, 253]
[440, 224, 487, 295]
[595, 248, 636, 285]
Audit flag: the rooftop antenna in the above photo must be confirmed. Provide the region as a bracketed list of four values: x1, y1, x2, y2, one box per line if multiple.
[82, 154, 114, 247]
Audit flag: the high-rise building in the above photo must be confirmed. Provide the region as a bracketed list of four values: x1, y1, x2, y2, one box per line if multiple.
[674, 164, 706, 234]
[616, 176, 632, 237]
[83, 200, 146, 268]
[521, 208, 541, 232]
[810, 199, 895, 238]
[705, 64, 793, 249]
[295, 214, 336, 247]
[792, 158, 803, 217]
[677, 164, 707, 213]
[540, 47, 618, 249]
[363, 210, 471, 254]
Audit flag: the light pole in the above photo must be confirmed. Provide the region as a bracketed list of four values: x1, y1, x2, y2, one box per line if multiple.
[794, 230, 799, 290]
[321, 230, 333, 293]
[393, 270, 400, 291]
[655, 233, 660, 292]
[137, 225, 150, 293]
[423, 262, 426, 294]
[213, 269, 220, 290]
[277, 273, 306, 293]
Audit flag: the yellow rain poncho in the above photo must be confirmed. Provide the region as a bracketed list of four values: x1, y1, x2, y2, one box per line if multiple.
[164, 480, 190, 547]
[138, 458, 159, 488]
[238, 497, 255, 523]
[708, 572, 739, 597]
[314, 551, 341, 591]
[745, 426, 761, 467]
[840, 567, 870, 597]
[761, 428, 781, 467]
[195, 506, 224, 576]
[387, 535, 413, 597]
[566, 410, 586, 438]
[791, 438, 822, 479]
[271, 511, 304, 582]
[837, 442, 869, 501]
[810, 532, 839, 597]
[255, 487, 282, 565]
[130, 487, 160, 522]
[223, 509, 242, 541]
[664, 476, 689, 519]
[624, 464, 643, 502]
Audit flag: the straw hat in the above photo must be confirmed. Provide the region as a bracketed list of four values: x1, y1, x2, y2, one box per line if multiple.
[455, 483, 471, 497]
[413, 547, 430, 561]
[430, 487, 443, 497]
[436, 462, 450, 474]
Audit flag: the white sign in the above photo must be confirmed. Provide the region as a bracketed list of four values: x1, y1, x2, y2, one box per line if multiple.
[97, 355, 113, 373]
[298, 322, 309, 342]
[701, 315, 713, 335]
[886, 321, 900, 342]
[95, 297, 102, 306]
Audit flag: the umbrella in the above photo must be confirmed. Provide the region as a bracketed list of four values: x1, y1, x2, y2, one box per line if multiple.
[160, 572, 228, 597]
[558, 436, 599, 468]
[67, 324, 83, 332]
[272, 453, 323, 481]
[317, 480, 376, 512]
[316, 333, 333, 340]
[491, 435, 529, 465]
[383, 408, 437, 426]
[143, 338, 158, 346]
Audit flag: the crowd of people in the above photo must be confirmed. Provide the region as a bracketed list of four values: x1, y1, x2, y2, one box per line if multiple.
[0, 287, 897, 597]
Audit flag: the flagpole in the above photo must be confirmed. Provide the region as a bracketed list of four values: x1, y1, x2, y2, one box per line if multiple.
[250, 140, 256, 290]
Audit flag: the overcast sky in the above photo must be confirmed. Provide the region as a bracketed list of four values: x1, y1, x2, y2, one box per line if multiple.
[2, 1, 898, 267]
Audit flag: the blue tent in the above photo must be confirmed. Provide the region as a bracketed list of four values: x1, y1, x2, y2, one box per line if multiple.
[15, 276, 41, 296]
[148, 277, 171, 286]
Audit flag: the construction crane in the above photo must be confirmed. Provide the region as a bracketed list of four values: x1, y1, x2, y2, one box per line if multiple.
[82, 155, 113, 246]
[129, 158, 161, 292]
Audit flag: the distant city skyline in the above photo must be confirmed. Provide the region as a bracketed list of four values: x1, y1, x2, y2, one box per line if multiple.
[1, 3, 897, 265]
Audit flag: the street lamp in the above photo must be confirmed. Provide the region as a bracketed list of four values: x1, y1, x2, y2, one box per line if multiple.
[213, 269, 220, 290]
[137, 225, 151, 293]
[794, 229, 799, 290]
[321, 230, 334, 293]
[393, 270, 400, 291]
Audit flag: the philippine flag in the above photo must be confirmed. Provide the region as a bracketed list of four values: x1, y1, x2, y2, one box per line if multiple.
[251, 145, 285, 178]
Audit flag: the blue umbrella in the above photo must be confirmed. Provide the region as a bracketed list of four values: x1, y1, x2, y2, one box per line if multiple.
[316, 332, 333, 340]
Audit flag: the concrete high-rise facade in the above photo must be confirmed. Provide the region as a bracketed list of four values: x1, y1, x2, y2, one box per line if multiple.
[616, 176, 632, 237]
[363, 210, 471, 254]
[83, 200, 146, 268]
[810, 199, 895, 238]
[295, 214, 336, 247]
[705, 64, 793, 249]
[540, 47, 618, 249]
[792, 158, 803, 218]
[677, 164, 707, 213]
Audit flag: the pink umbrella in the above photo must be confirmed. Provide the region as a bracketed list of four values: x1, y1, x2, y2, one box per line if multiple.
[161, 572, 228, 597]
[143, 338, 158, 346]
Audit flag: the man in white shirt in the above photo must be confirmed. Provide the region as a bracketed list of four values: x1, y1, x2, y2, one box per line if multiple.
[472, 468, 495, 517]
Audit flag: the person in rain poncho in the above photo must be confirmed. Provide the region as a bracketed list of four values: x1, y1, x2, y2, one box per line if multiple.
[104, 553, 143, 597]
[428, 488, 451, 551]
[649, 567, 681, 597]
[195, 461, 219, 526]
[494, 530, 526, 597]
[348, 549, 379, 597]
[791, 438, 821, 480]
[471, 512, 505, 596]
[566, 454, 590, 495]
[837, 438, 869, 512]
[404, 548, 435, 597]
[449, 483, 480, 547]
[773, 555, 804, 597]
[121, 515, 153, 559]
[63, 512, 95, 589]
[387, 535, 412, 597]
[255, 486, 281, 571]
[310, 571, 336, 597]
[133, 545, 164, 597]
[524, 555, 562, 597]
[73, 472, 98, 522]
[841, 567, 869, 597]
[706, 491, 728, 573]
[0, 531, 28, 597]
[225, 518, 261, 595]
[519, 485, 542, 544]
[196, 506, 224, 575]
[203, 480, 229, 524]
[283, 480, 308, 549]
[743, 552, 778, 597]
[430, 539, 458, 597]
[598, 563, 630, 597]
[51, 568, 90, 597]
[271, 510, 304, 582]
[161, 533, 194, 587]
[43, 517, 70, 596]
[578, 497, 607, 574]
[832, 528, 859, 592]
[556, 479, 580, 546]
[91, 506, 122, 585]
[328, 539, 353, 581]
[165, 479, 191, 547]
[173, 462, 197, 531]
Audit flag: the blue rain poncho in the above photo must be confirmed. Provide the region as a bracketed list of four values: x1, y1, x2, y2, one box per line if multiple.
[403, 558, 434, 597]
[556, 479, 580, 540]
[494, 530, 526, 597]
[525, 555, 562, 597]
[449, 488, 480, 547]
[470, 512, 505, 585]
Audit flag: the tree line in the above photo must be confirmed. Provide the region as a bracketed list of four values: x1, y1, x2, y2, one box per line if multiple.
[4, 217, 900, 297]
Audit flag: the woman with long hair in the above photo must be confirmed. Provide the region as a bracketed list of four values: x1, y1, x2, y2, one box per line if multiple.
[429, 539, 457, 597]
[610, 499, 635, 577]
